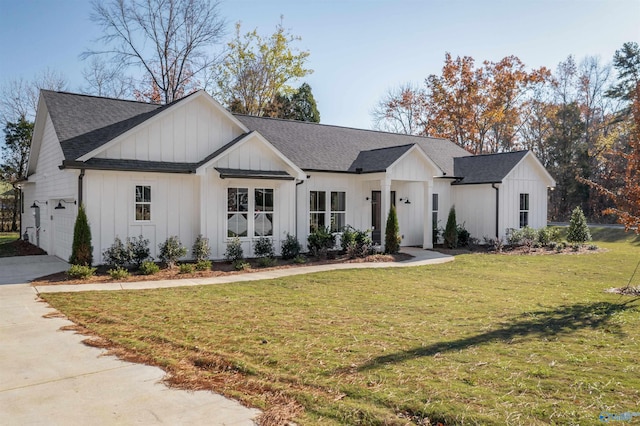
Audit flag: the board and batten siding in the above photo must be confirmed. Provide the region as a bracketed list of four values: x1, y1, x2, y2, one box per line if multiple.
[83, 170, 199, 264]
[96, 96, 245, 163]
[500, 157, 551, 232]
[453, 184, 498, 241]
[22, 114, 78, 259]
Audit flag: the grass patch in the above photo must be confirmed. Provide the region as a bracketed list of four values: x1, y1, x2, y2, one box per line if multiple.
[42, 231, 640, 425]
[0, 232, 19, 256]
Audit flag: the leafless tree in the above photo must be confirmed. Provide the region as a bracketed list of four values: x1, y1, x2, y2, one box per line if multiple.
[0, 68, 68, 123]
[371, 83, 427, 135]
[83, 0, 226, 104]
[81, 57, 135, 99]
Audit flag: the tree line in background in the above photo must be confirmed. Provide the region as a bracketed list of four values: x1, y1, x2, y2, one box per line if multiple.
[0, 0, 637, 233]
[373, 42, 640, 229]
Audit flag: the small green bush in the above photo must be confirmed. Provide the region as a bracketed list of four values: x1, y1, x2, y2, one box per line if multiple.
[233, 260, 250, 270]
[341, 226, 373, 259]
[384, 205, 400, 254]
[102, 236, 129, 268]
[538, 227, 561, 247]
[567, 206, 592, 243]
[253, 236, 275, 259]
[139, 261, 160, 275]
[588, 244, 599, 251]
[192, 234, 211, 262]
[307, 226, 335, 258]
[179, 263, 195, 274]
[67, 264, 96, 279]
[158, 236, 187, 268]
[340, 226, 356, 252]
[108, 267, 129, 280]
[257, 257, 277, 267]
[224, 237, 244, 263]
[293, 254, 307, 264]
[281, 233, 301, 260]
[444, 206, 458, 249]
[456, 223, 470, 248]
[195, 259, 212, 271]
[127, 235, 150, 268]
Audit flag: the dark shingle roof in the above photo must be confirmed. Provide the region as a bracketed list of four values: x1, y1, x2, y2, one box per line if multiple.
[348, 144, 414, 173]
[234, 115, 471, 175]
[453, 151, 529, 184]
[41, 90, 194, 160]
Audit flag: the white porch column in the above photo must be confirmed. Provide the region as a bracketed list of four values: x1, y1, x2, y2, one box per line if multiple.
[423, 180, 433, 249]
[197, 169, 208, 244]
[380, 176, 391, 251]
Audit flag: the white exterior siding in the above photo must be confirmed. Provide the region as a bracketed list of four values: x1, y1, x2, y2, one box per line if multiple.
[96, 96, 245, 162]
[454, 185, 497, 241]
[500, 157, 550, 232]
[84, 170, 199, 264]
[22, 115, 78, 258]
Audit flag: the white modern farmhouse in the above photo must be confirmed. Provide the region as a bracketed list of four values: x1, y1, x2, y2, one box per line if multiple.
[21, 90, 555, 263]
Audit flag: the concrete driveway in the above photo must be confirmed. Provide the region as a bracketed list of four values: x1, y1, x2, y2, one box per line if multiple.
[0, 255, 68, 285]
[0, 257, 260, 425]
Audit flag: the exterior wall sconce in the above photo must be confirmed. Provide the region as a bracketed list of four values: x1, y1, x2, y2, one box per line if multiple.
[365, 196, 370, 201]
[54, 199, 77, 210]
[30, 200, 47, 209]
[399, 197, 411, 204]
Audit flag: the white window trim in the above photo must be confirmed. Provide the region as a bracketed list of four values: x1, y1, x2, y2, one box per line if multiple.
[519, 193, 530, 228]
[226, 185, 275, 240]
[309, 190, 347, 233]
[134, 184, 153, 223]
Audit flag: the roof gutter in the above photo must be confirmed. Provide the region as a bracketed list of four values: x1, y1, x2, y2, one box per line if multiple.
[491, 183, 499, 239]
[78, 169, 85, 206]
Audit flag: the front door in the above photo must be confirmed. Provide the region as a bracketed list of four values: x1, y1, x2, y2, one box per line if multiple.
[371, 190, 396, 244]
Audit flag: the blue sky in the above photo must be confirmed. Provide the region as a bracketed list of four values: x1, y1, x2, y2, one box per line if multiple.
[1, 0, 638, 129]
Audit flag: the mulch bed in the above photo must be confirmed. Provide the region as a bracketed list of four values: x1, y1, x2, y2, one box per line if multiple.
[31, 252, 413, 286]
[435, 244, 606, 256]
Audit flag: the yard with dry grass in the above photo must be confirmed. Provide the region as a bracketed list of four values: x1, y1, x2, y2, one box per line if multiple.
[41, 228, 640, 425]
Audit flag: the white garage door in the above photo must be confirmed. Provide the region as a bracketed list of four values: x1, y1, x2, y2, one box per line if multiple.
[52, 206, 75, 261]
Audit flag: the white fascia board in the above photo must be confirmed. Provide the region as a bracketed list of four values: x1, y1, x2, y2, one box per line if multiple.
[505, 151, 556, 187]
[27, 95, 49, 176]
[387, 144, 444, 177]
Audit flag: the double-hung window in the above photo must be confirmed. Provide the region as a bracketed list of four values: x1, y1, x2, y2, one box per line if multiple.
[135, 185, 151, 221]
[309, 191, 326, 231]
[519, 193, 529, 228]
[310, 191, 346, 232]
[432, 193, 439, 238]
[228, 188, 248, 237]
[330, 192, 346, 232]
[254, 188, 274, 236]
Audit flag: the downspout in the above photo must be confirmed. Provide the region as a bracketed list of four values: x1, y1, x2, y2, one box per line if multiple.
[295, 178, 305, 237]
[78, 169, 85, 206]
[491, 183, 499, 239]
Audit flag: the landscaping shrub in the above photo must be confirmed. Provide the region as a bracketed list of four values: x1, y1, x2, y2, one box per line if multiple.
[483, 236, 504, 253]
[108, 267, 129, 280]
[195, 259, 212, 271]
[456, 223, 470, 248]
[443, 206, 458, 249]
[342, 226, 373, 259]
[293, 254, 307, 264]
[538, 226, 561, 247]
[69, 204, 93, 266]
[224, 237, 244, 263]
[307, 226, 335, 258]
[507, 226, 538, 248]
[192, 234, 211, 262]
[253, 236, 275, 259]
[233, 260, 250, 270]
[567, 206, 592, 243]
[384, 205, 400, 254]
[67, 264, 96, 279]
[257, 257, 277, 267]
[179, 263, 195, 274]
[102, 236, 129, 268]
[127, 235, 150, 268]
[281, 232, 301, 260]
[158, 236, 187, 268]
[139, 260, 160, 275]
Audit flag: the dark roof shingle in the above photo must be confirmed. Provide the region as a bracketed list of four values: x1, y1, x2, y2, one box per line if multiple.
[453, 151, 528, 184]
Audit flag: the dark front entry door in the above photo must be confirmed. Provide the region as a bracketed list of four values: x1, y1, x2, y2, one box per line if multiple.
[371, 190, 396, 244]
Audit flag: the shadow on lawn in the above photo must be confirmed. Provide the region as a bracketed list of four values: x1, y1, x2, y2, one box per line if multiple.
[357, 299, 639, 372]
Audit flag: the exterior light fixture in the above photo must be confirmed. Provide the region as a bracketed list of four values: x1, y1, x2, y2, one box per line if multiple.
[30, 200, 47, 209]
[399, 197, 411, 204]
[54, 199, 77, 210]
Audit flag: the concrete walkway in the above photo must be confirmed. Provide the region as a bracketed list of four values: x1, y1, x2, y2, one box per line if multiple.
[35, 247, 453, 294]
[0, 255, 69, 285]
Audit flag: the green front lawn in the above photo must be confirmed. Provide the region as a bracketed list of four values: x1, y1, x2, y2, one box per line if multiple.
[42, 229, 640, 425]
